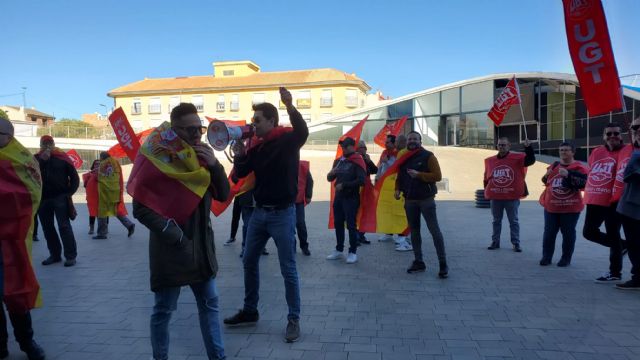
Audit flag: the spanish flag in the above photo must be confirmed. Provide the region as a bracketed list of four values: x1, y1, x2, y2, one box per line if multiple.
[127, 122, 211, 225]
[0, 138, 42, 312]
[98, 156, 124, 217]
[373, 148, 418, 234]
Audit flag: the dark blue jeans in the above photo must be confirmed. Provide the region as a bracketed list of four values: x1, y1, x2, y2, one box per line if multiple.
[541, 211, 580, 263]
[583, 203, 624, 276]
[240, 206, 254, 251]
[620, 214, 640, 283]
[295, 203, 309, 250]
[333, 196, 360, 254]
[243, 206, 300, 320]
[490, 199, 520, 245]
[39, 195, 77, 260]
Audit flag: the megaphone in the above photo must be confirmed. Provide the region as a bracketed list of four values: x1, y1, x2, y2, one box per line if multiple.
[207, 120, 255, 151]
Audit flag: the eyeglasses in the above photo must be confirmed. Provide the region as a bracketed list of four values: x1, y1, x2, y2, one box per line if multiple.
[631, 125, 640, 131]
[174, 126, 206, 135]
[605, 131, 621, 137]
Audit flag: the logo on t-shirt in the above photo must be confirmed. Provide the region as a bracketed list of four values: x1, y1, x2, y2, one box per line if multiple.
[587, 157, 615, 187]
[550, 174, 573, 200]
[492, 165, 514, 187]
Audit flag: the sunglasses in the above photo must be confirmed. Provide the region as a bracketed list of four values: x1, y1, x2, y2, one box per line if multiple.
[0, 131, 11, 136]
[631, 125, 640, 131]
[174, 126, 207, 135]
[605, 131, 621, 137]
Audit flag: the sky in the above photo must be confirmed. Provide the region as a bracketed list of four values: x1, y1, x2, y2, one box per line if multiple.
[1, 0, 638, 120]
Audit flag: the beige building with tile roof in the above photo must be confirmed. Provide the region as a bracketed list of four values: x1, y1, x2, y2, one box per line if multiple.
[107, 60, 371, 132]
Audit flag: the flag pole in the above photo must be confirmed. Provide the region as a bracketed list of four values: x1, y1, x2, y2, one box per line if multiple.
[519, 102, 528, 140]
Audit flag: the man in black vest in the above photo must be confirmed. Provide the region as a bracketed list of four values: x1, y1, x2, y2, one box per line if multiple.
[395, 131, 448, 278]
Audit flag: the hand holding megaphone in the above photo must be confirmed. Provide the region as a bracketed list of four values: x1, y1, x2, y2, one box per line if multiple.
[206, 120, 255, 151]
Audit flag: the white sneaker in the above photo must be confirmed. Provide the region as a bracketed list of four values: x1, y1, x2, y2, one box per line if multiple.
[326, 250, 344, 260]
[395, 240, 413, 252]
[395, 235, 407, 245]
[346, 252, 358, 264]
[378, 234, 393, 242]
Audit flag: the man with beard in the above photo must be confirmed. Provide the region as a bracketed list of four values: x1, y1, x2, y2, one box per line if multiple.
[394, 131, 448, 277]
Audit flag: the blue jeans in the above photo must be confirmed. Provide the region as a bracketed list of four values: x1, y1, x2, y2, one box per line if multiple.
[333, 196, 360, 254]
[243, 205, 300, 320]
[490, 199, 520, 245]
[150, 278, 225, 360]
[541, 211, 580, 263]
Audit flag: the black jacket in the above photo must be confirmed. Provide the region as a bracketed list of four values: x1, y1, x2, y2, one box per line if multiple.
[234, 107, 308, 206]
[327, 153, 365, 199]
[363, 154, 378, 175]
[37, 155, 79, 199]
[397, 148, 439, 200]
[133, 162, 229, 292]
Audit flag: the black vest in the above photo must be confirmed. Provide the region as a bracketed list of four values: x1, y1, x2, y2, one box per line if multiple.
[398, 148, 437, 200]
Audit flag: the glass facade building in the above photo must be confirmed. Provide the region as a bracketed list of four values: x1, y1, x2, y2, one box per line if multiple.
[308, 73, 640, 160]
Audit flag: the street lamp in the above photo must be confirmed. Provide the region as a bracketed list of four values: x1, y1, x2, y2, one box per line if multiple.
[99, 104, 108, 119]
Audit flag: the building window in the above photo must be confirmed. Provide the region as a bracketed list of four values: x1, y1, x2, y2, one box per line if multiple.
[223, 70, 234, 76]
[148, 98, 162, 114]
[132, 99, 142, 115]
[345, 89, 358, 107]
[216, 95, 225, 112]
[192, 95, 204, 112]
[321, 89, 332, 107]
[296, 90, 311, 109]
[230, 94, 239, 111]
[169, 96, 180, 113]
[252, 93, 265, 105]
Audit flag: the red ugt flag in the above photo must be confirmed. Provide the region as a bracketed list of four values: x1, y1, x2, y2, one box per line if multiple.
[488, 76, 521, 126]
[373, 115, 408, 148]
[562, 0, 623, 116]
[108, 107, 140, 162]
[65, 149, 83, 169]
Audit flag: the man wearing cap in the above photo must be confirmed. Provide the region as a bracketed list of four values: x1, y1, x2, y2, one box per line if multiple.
[326, 137, 366, 264]
[36, 135, 79, 267]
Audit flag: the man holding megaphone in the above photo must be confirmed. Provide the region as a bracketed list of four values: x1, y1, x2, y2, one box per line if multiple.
[223, 87, 308, 344]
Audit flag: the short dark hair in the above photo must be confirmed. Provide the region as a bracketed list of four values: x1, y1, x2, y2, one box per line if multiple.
[407, 131, 421, 141]
[605, 122, 621, 129]
[386, 134, 396, 143]
[559, 141, 575, 151]
[170, 103, 198, 124]
[252, 103, 279, 126]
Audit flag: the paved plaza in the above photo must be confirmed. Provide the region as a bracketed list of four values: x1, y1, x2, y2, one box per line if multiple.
[12, 200, 640, 360]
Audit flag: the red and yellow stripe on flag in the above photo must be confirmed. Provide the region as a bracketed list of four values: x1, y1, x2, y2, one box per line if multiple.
[373, 149, 418, 234]
[211, 171, 255, 216]
[127, 122, 211, 225]
[0, 138, 42, 312]
[98, 156, 122, 217]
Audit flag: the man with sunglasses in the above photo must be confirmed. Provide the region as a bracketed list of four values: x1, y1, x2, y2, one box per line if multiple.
[583, 123, 628, 283]
[224, 87, 307, 343]
[484, 137, 535, 252]
[615, 118, 640, 289]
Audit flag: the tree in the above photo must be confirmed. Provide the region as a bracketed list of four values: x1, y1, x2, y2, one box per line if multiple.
[0, 109, 8, 120]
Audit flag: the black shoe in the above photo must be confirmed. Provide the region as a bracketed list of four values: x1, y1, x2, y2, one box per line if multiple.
[487, 243, 499, 250]
[224, 309, 259, 325]
[513, 244, 522, 252]
[438, 261, 449, 279]
[92, 235, 107, 240]
[32, 235, 40, 242]
[284, 318, 300, 343]
[615, 280, 640, 290]
[127, 224, 135, 237]
[539, 258, 551, 266]
[88, 228, 94, 235]
[407, 260, 426, 274]
[595, 272, 621, 283]
[262, 249, 269, 255]
[224, 237, 236, 246]
[301, 247, 311, 256]
[19, 340, 45, 360]
[557, 258, 570, 267]
[64, 259, 76, 267]
[41, 256, 61, 266]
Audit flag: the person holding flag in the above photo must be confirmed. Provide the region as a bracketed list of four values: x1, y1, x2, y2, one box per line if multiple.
[326, 137, 366, 264]
[83, 160, 100, 235]
[0, 119, 46, 360]
[36, 135, 79, 267]
[393, 131, 448, 277]
[295, 160, 313, 256]
[223, 87, 306, 344]
[129, 103, 230, 360]
[92, 152, 135, 240]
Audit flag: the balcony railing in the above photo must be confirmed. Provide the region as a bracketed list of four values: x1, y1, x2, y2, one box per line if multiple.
[345, 96, 358, 107]
[148, 104, 161, 114]
[216, 102, 225, 112]
[230, 102, 239, 111]
[131, 105, 142, 115]
[296, 98, 311, 109]
[320, 98, 333, 107]
[36, 126, 118, 140]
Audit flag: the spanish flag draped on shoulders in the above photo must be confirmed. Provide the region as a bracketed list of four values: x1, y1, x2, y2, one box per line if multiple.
[127, 122, 214, 225]
[98, 156, 128, 217]
[374, 148, 418, 234]
[0, 138, 42, 312]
